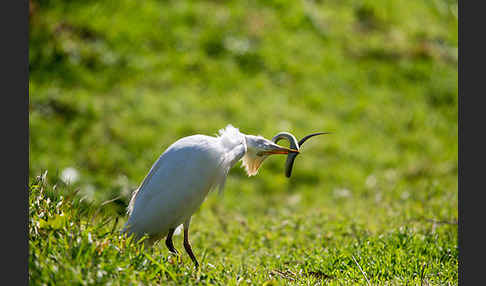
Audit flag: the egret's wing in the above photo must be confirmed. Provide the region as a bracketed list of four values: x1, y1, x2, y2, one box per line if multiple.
[125, 135, 224, 235]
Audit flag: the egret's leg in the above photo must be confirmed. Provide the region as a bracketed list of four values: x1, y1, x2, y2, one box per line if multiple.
[165, 228, 178, 254]
[183, 218, 199, 268]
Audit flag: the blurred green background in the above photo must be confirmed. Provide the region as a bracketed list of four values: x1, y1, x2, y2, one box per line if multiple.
[29, 0, 457, 283]
[29, 0, 457, 203]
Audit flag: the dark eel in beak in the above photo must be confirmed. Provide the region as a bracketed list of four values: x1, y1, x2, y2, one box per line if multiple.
[271, 131, 330, 177]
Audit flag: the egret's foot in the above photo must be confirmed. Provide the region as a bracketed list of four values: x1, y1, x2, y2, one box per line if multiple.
[167, 252, 182, 264]
[167, 254, 176, 265]
[189, 255, 199, 269]
[167, 247, 179, 256]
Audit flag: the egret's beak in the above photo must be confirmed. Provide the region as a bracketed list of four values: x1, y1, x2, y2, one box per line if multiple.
[259, 143, 299, 155]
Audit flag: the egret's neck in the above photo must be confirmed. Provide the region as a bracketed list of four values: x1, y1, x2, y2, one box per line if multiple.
[216, 124, 268, 177]
[217, 125, 247, 168]
[212, 125, 248, 193]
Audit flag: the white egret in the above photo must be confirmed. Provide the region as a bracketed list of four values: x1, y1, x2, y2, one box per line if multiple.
[122, 124, 300, 267]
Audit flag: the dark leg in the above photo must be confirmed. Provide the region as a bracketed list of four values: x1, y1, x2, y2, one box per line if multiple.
[183, 219, 199, 268]
[165, 228, 178, 255]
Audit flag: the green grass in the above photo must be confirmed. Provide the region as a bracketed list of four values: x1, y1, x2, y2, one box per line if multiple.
[29, 173, 457, 285]
[29, 0, 457, 284]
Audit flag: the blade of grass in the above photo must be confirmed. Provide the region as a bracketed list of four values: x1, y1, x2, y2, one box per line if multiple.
[144, 252, 177, 281]
[352, 255, 371, 286]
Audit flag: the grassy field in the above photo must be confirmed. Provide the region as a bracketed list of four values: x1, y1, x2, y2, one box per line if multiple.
[29, 0, 458, 284]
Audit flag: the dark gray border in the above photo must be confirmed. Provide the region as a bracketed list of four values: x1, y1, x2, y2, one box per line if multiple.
[2, 0, 29, 285]
[458, 0, 482, 284]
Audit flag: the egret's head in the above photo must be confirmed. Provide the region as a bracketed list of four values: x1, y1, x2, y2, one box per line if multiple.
[242, 135, 299, 176]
